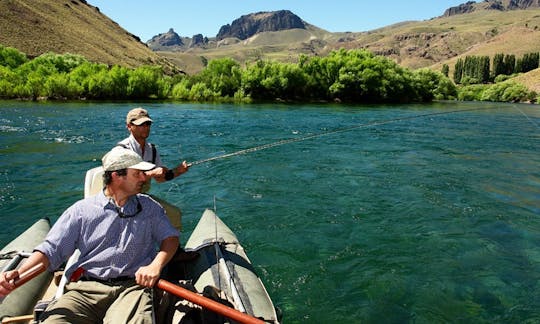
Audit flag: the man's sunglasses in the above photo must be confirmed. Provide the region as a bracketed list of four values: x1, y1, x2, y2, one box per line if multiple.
[131, 121, 152, 126]
[115, 197, 142, 218]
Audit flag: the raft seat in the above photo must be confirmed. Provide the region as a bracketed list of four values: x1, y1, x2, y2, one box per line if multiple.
[84, 166, 105, 197]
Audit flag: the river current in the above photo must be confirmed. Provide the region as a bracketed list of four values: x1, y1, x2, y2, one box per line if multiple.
[0, 100, 539, 323]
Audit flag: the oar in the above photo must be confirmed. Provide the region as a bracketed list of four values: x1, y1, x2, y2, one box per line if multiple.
[156, 279, 266, 324]
[2, 266, 266, 323]
[10, 263, 46, 288]
[0, 263, 47, 303]
[1, 314, 34, 323]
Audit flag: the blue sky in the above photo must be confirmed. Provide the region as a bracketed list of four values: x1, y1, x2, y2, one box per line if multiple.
[89, 0, 469, 41]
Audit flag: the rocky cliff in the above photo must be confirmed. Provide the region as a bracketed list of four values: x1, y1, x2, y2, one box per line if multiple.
[216, 10, 306, 40]
[147, 28, 184, 48]
[444, 0, 540, 16]
[146, 28, 208, 50]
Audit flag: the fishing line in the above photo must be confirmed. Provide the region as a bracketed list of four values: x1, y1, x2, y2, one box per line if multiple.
[513, 105, 540, 130]
[187, 106, 498, 167]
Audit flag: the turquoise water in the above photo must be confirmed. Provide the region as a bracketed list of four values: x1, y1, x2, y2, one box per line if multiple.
[0, 101, 539, 323]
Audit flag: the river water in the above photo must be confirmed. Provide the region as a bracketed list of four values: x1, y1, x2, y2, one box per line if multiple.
[0, 100, 539, 323]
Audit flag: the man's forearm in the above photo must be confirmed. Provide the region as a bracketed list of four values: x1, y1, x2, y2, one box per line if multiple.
[153, 236, 179, 270]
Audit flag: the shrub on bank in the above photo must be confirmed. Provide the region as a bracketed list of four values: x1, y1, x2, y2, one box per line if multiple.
[457, 81, 536, 103]
[0, 44, 534, 104]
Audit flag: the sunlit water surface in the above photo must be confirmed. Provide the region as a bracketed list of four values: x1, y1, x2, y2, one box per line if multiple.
[0, 101, 539, 323]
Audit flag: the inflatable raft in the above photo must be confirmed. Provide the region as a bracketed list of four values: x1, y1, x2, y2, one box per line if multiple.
[0, 167, 280, 323]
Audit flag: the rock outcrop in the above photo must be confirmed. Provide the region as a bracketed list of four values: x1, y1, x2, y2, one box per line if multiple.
[443, 1, 477, 16]
[443, 0, 540, 16]
[190, 34, 208, 47]
[216, 10, 306, 40]
[507, 0, 540, 9]
[147, 28, 184, 48]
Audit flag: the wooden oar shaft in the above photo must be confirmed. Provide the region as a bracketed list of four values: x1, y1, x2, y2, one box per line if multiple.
[157, 279, 266, 324]
[12, 263, 46, 288]
[1, 314, 34, 323]
[0, 263, 47, 305]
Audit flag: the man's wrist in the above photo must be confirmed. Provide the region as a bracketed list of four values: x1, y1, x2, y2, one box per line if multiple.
[164, 169, 174, 181]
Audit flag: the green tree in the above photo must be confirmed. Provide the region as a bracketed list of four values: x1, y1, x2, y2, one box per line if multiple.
[504, 54, 515, 75]
[413, 68, 457, 101]
[299, 49, 421, 102]
[0, 65, 18, 97]
[441, 64, 449, 77]
[127, 65, 168, 99]
[67, 62, 108, 98]
[457, 84, 488, 101]
[453, 58, 463, 84]
[492, 53, 505, 78]
[479, 56, 490, 83]
[188, 82, 220, 101]
[0, 45, 28, 69]
[195, 58, 241, 97]
[30, 52, 87, 73]
[480, 81, 535, 102]
[170, 78, 191, 100]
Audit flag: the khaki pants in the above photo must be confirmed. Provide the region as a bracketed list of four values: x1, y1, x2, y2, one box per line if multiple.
[40, 280, 154, 324]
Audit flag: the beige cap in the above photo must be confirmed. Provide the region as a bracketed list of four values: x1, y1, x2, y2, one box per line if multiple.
[126, 107, 153, 125]
[102, 147, 155, 171]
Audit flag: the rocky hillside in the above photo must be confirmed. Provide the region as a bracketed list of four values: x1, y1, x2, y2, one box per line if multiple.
[0, 0, 176, 71]
[1, 0, 539, 92]
[443, 0, 540, 16]
[216, 10, 306, 40]
[151, 2, 540, 93]
[147, 10, 310, 51]
[147, 29, 209, 51]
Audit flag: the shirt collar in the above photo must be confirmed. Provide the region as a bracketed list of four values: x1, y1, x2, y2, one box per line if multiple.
[128, 134, 147, 151]
[98, 189, 139, 211]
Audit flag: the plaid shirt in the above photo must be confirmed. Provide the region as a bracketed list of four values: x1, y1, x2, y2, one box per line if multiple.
[36, 190, 178, 280]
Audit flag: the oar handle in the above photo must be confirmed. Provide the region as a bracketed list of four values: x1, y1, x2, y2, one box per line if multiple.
[0, 263, 46, 304]
[12, 263, 47, 288]
[156, 279, 266, 324]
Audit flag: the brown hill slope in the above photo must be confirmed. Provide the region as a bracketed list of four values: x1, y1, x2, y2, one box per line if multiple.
[0, 0, 174, 70]
[1, 0, 538, 91]
[162, 7, 540, 90]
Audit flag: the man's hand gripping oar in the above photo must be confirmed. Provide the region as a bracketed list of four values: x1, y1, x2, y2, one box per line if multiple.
[0, 263, 47, 302]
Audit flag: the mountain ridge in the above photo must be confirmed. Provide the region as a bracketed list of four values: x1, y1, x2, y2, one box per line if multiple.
[1, 0, 539, 92]
[147, 0, 540, 50]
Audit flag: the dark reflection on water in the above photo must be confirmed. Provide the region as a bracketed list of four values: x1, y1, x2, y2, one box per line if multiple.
[0, 100, 539, 323]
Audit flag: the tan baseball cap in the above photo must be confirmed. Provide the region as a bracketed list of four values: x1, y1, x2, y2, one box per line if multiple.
[102, 147, 155, 171]
[126, 107, 153, 125]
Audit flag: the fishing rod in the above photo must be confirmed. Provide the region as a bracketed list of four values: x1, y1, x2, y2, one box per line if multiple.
[187, 106, 506, 167]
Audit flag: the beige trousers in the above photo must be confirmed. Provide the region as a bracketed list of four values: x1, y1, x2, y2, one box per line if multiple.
[39, 280, 154, 324]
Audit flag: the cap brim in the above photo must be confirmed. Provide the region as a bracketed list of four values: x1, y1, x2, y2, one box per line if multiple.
[129, 161, 156, 171]
[131, 117, 153, 125]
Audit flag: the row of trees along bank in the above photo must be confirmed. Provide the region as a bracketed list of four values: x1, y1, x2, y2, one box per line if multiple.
[442, 52, 540, 85]
[0, 44, 537, 103]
